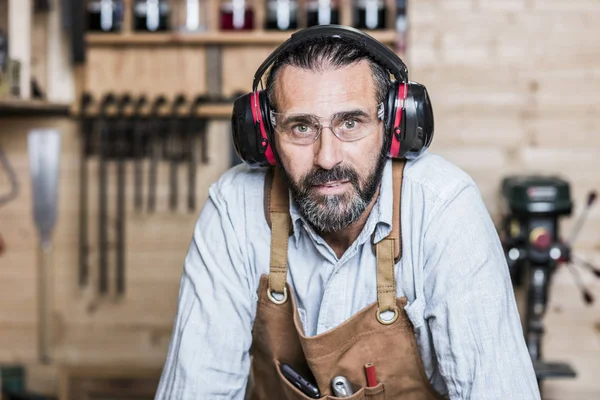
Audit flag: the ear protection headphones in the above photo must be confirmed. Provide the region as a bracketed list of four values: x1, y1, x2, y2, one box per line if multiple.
[231, 24, 434, 167]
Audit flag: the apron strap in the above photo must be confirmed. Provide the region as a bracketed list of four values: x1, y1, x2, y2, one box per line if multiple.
[391, 159, 405, 263]
[267, 167, 291, 304]
[375, 159, 405, 324]
[263, 168, 274, 229]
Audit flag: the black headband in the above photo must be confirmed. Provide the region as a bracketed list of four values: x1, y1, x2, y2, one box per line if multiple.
[252, 25, 409, 91]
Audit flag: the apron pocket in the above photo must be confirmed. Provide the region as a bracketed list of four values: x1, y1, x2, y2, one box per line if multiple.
[363, 383, 386, 399]
[327, 387, 366, 399]
[327, 383, 385, 400]
[273, 360, 386, 400]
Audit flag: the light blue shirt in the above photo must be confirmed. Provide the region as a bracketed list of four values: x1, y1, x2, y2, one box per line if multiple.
[155, 152, 541, 400]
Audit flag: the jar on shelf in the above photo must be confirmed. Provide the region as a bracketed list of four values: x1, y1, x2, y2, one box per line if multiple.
[306, 0, 339, 27]
[87, 0, 123, 32]
[133, 0, 170, 32]
[0, 30, 7, 73]
[395, 0, 407, 53]
[354, 0, 387, 30]
[265, 0, 298, 31]
[220, 0, 254, 30]
[173, 0, 208, 32]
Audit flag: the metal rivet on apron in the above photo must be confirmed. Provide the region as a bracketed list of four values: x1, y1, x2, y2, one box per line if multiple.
[267, 286, 288, 305]
[376, 307, 399, 325]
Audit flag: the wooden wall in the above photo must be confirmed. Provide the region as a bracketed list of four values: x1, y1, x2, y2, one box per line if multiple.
[409, 1, 600, 398]
[0, 0, 599, 398]
[0, 115, 232, 395]
[84, 44, 280, 98]
[410, 0, 600, 249]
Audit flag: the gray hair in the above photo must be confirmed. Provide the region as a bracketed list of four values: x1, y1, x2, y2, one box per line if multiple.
[264, 37, 393, 111]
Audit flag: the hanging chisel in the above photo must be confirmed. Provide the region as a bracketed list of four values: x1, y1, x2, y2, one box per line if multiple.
[199, 95, 212, 165]
[98, 93, 117, 295]
[115, 94, 133, 296]
[168, 94, 188, 212]
[133, 95, 148, 212]
[148, 95, 167, 213]
[79, 93, 94, 289]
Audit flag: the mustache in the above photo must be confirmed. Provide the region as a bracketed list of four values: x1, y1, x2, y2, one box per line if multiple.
[300, 165, 360, 190]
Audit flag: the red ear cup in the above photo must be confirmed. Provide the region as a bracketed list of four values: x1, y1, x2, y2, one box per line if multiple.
[387, 81, 434, 160]
[250, 91, 276, 165]
[231, 91, 276, 167]
[388, 83, 407, 159]
[404, 82, 434, 159]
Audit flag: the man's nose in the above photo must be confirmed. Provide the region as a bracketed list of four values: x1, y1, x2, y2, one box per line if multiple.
[314, 127, 343, 170]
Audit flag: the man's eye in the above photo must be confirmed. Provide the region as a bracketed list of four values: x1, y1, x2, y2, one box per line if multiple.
[343, 120, 358, 129]
[292, 124, 311, 135]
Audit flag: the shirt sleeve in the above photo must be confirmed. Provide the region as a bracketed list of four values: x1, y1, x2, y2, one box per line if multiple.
[422, 181, 541, 400]
[155, 182, 255, 400]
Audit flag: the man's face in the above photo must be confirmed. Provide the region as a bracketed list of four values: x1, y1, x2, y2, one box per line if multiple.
[273, 60, 387, 233]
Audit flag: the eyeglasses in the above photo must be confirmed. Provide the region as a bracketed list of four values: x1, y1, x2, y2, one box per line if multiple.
[270, 103, 384, 145]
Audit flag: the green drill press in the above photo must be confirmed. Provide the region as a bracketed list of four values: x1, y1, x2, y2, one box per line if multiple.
[499, 175, 598, 389]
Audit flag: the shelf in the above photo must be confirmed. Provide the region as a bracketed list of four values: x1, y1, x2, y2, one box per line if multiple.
[197, 103, 232, 118]
[78, 102, 233, 119]
[86, 30, 398, 46]
[0, 98, 233, 119]
[0, 98, 72, 117]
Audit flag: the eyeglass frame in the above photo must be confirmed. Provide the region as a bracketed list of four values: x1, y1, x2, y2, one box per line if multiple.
[269, 102, 386, 145]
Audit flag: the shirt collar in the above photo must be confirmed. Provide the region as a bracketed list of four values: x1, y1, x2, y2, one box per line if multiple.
[287, 159, 394, 248]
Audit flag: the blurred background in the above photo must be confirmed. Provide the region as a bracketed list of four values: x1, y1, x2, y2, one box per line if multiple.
[0, 0, 598, 399]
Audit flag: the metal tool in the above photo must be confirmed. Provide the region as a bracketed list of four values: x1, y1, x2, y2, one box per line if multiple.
[133, 95, 148, 212]
[98, 93, 116, 295]
[566, 191, 597, 247]
[115, 94, 132, 295]
[28, 129, 62, 364]
[0, 146, 19, 207]
[148, 95, 167, 213]
[331, 376, 354, 397]
[168, 94, 188, 212]
[78, 93, 94, 289]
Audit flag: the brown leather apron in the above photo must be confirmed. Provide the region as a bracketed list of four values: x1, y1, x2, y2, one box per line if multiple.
[249, 160, 445, 400]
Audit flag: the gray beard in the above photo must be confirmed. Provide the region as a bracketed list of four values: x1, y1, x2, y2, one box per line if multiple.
[282, 153, 388, 233]
[297, 188, 368, 233]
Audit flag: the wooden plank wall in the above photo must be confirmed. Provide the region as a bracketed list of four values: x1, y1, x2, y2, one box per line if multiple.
[84, 45, 280, 98]
[410, 0, 600, 249]
[0, 115, 232, 395]
[409, 1, 600, 398]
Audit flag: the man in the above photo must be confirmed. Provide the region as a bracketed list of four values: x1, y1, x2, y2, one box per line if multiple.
[156, 26, 540, 399]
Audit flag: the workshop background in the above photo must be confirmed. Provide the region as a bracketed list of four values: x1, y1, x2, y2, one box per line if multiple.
[0, 0, 598, 399]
